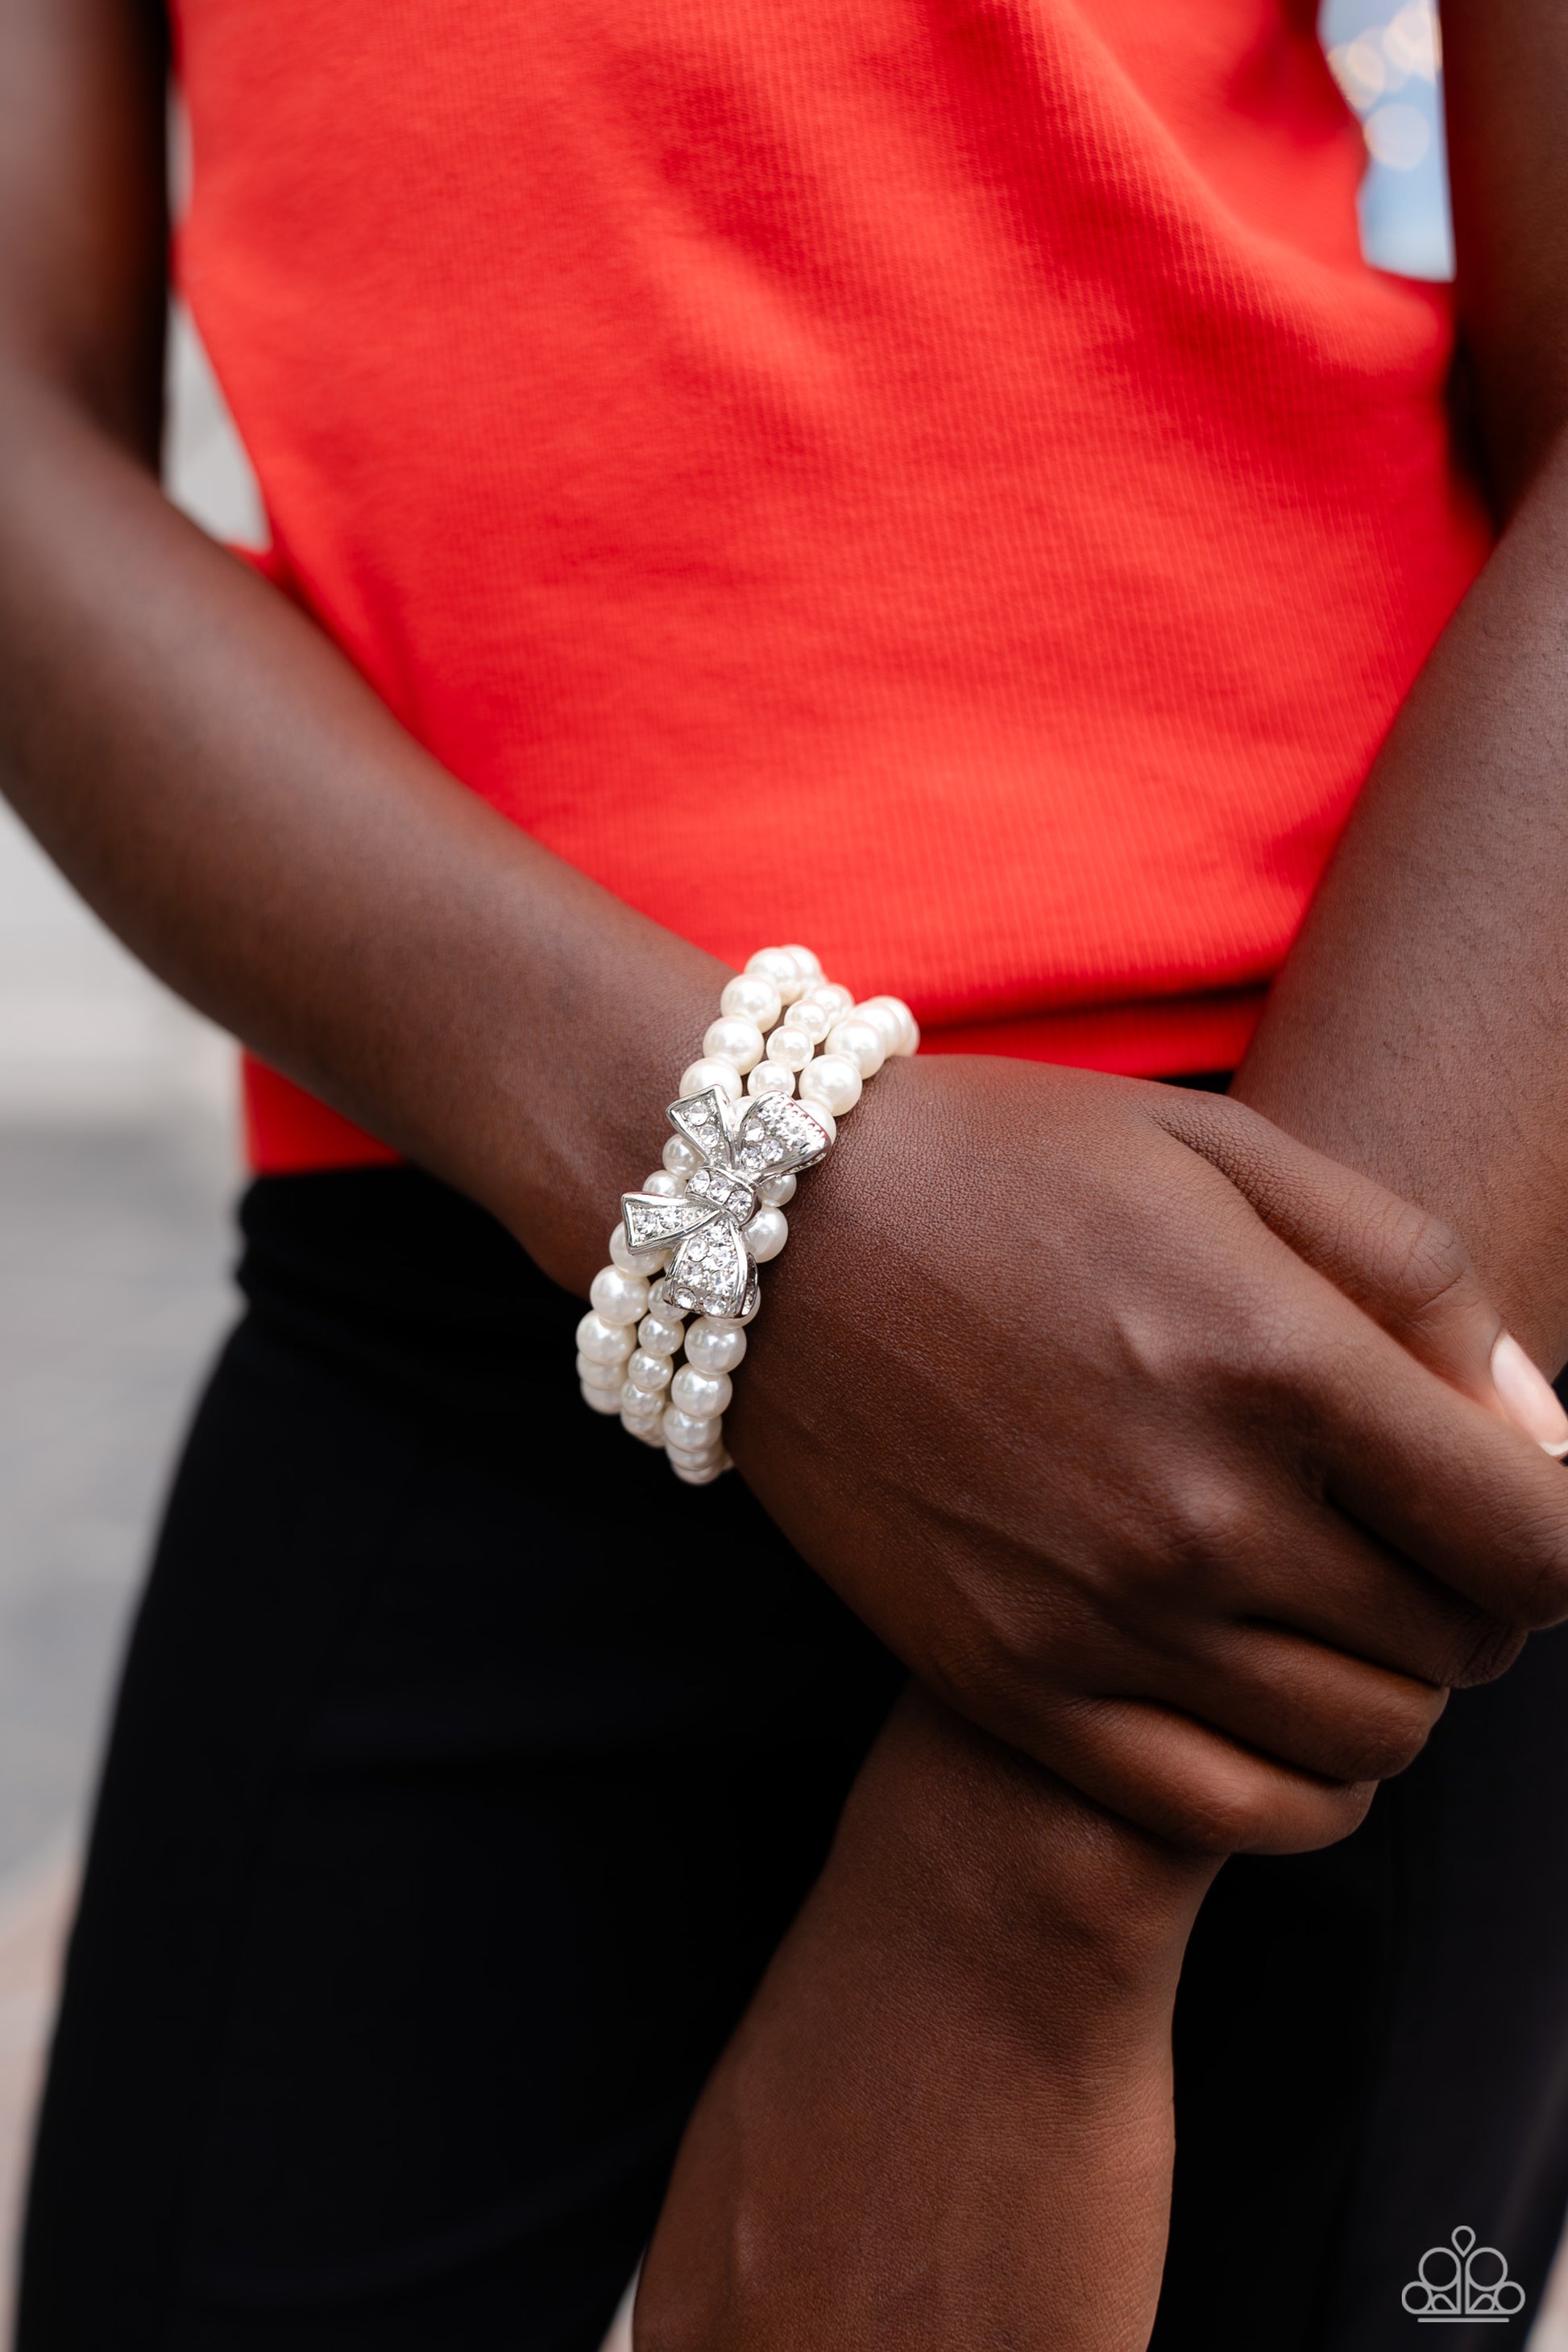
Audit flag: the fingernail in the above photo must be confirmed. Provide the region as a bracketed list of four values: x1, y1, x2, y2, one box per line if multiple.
[1491, 1333, 1568, 1457]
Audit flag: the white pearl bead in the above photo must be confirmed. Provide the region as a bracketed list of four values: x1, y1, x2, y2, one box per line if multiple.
[679, 1056, 745, 1101]
[666, 1412, 722, 1450]
[621, 1408, 667, 1446]
[576, 1352, 625, 1388]
[581, 1380, 624, 1415]
[797, 1055, 862, 1117]
[590, 1266, 649, 1325]
[703, 1015, 765, 1074]
[637, 1310, 686, 1355]
[754, 1169, 796, 1206]
[720, 973, 783, 1031]
[667, 1441, 721, 1473]
[745, 947, 806, 1006]
[765, 1024, 813, 1072]
[609, 1227, 666, 1276]
[746, 1060, 794, 1098]
[671, 1364, 732, 1418]
[662, 1135, 701, 1176]
[826, 1018, 886, 1079]
[743, 1206, 788, 1262]
[806, 981, 855, 1022]
[858, 995, 919, 1055]
[645, 1279, 684, 1317]
[627, 1349, 674, 1394]
[890, 996, 921, 1054]
[671, 1456, 725, 1485]
[852, 1000, 903, 1056]
[670, 1406, 720, 1433]
[641, 1168, 684, 1199]
[576, 1310, 636, 1363]
[684, 1317, 749, 1373]
[662, 1404, 716, 1447]
[786, 999, 832, 1044]
[620, 1371, 665, 1409]
[781, 944, 822, 979]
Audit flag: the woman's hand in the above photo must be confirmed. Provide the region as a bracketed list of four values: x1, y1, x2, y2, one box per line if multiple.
[727, 1056, 1568, 1852]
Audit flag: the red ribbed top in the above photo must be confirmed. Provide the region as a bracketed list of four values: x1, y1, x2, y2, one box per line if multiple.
[171, 0, 1488, 1171]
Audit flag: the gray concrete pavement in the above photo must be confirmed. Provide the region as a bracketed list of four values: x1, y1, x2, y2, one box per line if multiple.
[0, 1110, 237, 2329]
[0, 1116, 237, 1877]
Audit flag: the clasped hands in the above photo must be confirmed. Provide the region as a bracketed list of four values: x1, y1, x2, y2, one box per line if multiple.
[633, 1058, 1568, 2350]
[737, 1056, 1568, 1853]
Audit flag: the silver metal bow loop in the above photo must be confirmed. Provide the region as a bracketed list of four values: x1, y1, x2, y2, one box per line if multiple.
[620, 1086, 833, 1321]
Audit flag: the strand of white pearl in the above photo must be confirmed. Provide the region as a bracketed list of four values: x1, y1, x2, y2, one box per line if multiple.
[575, 948, 918, 1483]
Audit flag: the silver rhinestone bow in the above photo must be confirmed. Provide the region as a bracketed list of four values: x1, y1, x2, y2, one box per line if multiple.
[620, 1086, 834, 1321]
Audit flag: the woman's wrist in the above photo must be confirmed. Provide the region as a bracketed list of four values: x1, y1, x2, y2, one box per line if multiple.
[570, 943, 918, 1479]
[483, 927, 727, 1294]
[843, 1690, 1216, 2014]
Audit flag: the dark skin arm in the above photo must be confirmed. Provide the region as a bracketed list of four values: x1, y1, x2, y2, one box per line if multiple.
[5, 4, 1568, 2344]
[1241, 0, 1568, 1338]
[5, 0, 1567, 1850]
[0, 0, 727, 1264]
[641, 8, 1568, 2342]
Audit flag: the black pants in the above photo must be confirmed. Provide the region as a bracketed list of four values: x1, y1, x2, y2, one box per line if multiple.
[19, 1170, 1568, 2351]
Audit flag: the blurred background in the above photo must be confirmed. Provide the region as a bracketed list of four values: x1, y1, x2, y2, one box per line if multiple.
[0, 239, 267, 2337]
[0, 299, 264, 2316]
[0, 5, 1558, 2343]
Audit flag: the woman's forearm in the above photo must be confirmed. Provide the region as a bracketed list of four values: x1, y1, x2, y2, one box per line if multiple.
[1239, 0, 1568, 1359]
[637, 1690, 1216, 2352]
[0, 0, 733, 1288]
[0, 380, 721, 1292]
[1237, 433, 1568, 1363]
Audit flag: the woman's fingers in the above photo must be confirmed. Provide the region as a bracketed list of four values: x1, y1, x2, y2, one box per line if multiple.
[1296, 1300, 1568, 1631]
[1035, 1694, 1375, 1856]
[1186, 1485, 1524, 1691]
[1158, 1089, 1568, 1445]
[1119, 1618, 1448, 1789]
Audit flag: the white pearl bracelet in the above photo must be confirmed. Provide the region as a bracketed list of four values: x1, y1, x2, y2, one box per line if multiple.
[575, 946, 918, 1483]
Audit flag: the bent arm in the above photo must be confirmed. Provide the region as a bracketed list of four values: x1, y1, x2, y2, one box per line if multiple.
[0, 0, 720, 1295]
[1238, 0, 1568, 1355]
[641, 19, 1568, 2342]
